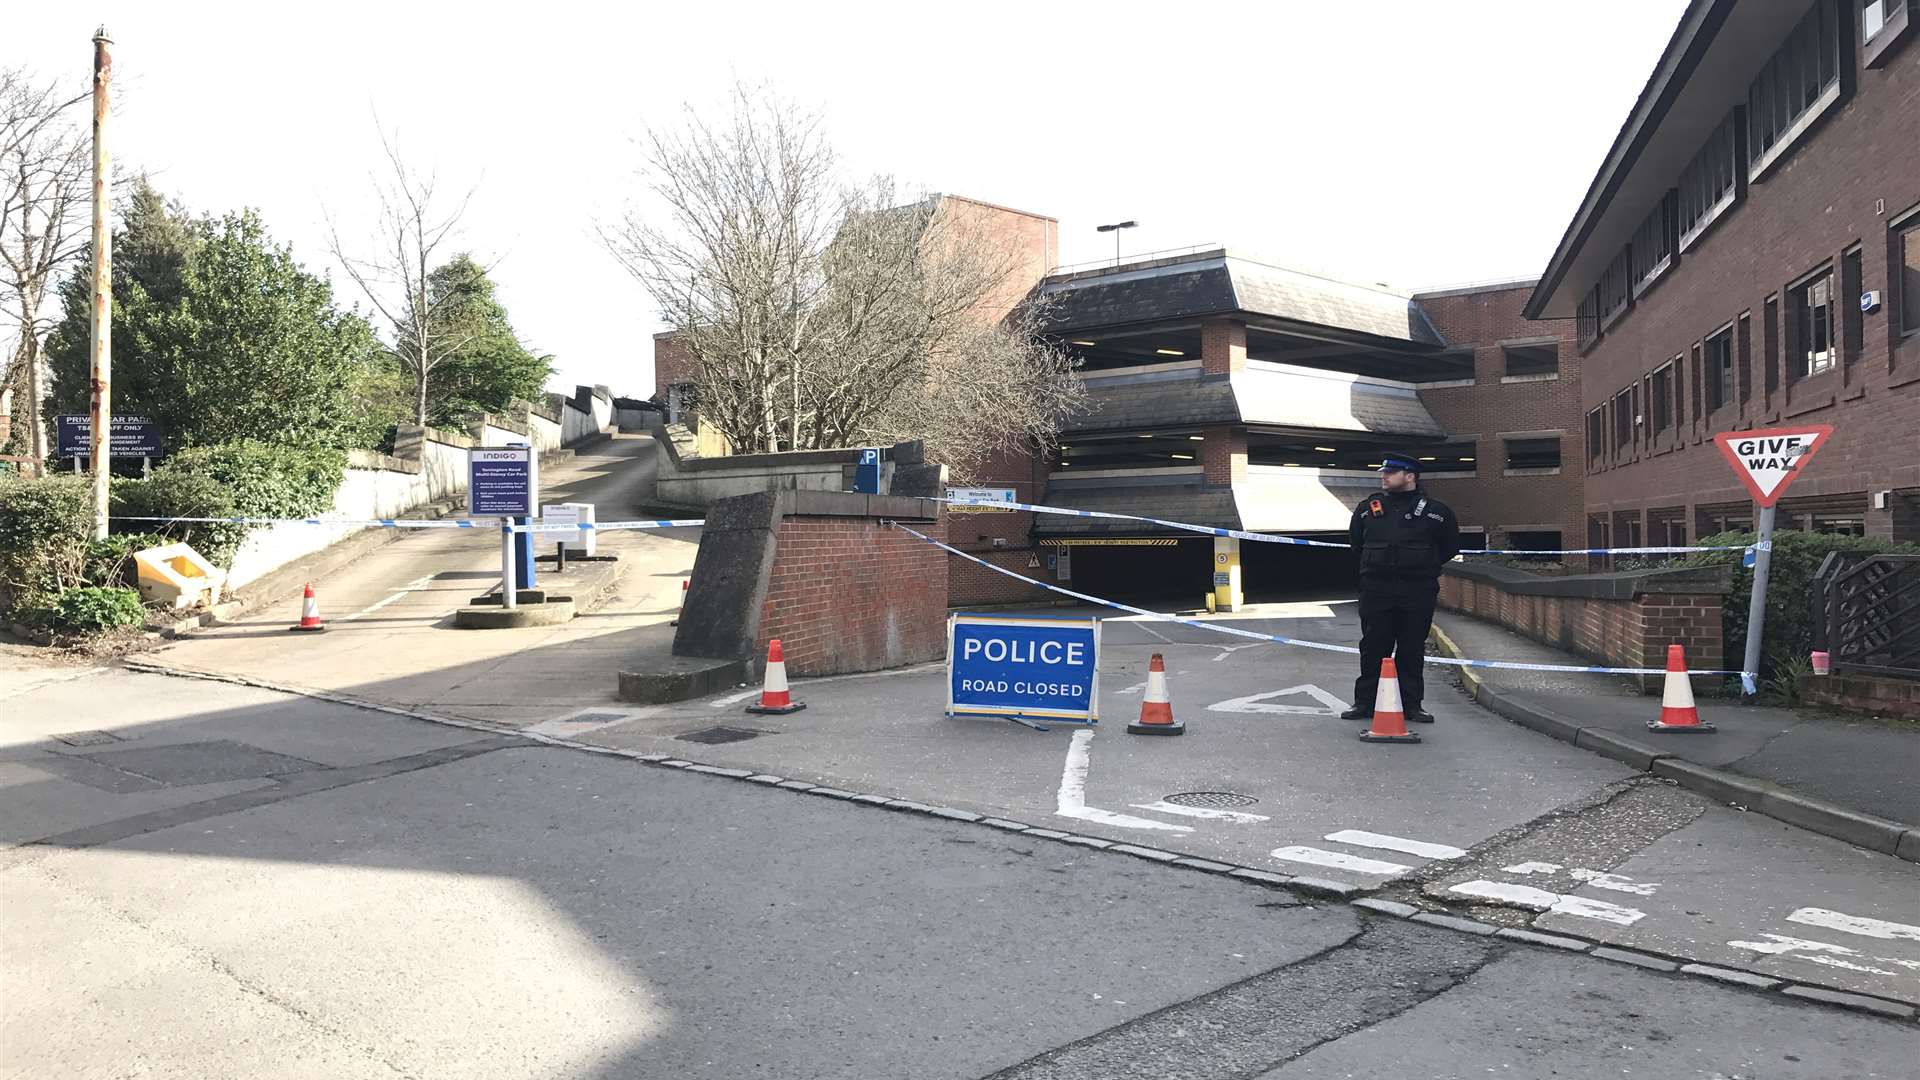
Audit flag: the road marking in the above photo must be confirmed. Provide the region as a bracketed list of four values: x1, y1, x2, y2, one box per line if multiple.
[1786, 907, 1920, 942]
[1270, 846, 1411, 876]
[1208, 684, 1346, 715]
[1056, 730, 1191, 833]
[1324, 830, 1466, 860]
[340, 575, 436, 622]
[1502, 862, 1659, 896]
[0, 666, 106, 700]
[712, 688, 760, 706]
[1447, 880, 1647, 925]
[1211, 643, 1266, 662]
[1115, 681, 1148, 697]
[1131, 801, 1270, 824]
[1727, 933, 1918, 976]
[1131, 621, 1176, 644]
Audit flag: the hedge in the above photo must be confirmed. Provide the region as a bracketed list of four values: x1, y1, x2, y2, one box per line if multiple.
[1676, 529, 1920, 690]
[0, 475, 95, 606]
[110, 441, 346, 568]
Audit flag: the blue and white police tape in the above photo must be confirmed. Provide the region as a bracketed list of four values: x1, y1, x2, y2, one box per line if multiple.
[113, 515, 707, 532]
[938, 496, 1752, 558]
[887, 520, 1757, 681]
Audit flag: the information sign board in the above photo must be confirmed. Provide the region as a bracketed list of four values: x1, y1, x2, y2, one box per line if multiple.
[946, 486, 1017, 513]
[55, 415, 163, 458]
[853, 447, 882, 494]
[947, 612, 1100, 723]
[469, 447, 535, 516]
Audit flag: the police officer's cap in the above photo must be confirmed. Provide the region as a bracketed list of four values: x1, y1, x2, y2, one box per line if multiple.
[1379, 452, 1421, 473]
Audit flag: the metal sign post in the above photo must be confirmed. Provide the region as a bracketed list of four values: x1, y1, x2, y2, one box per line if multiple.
[1712, 424, 1834, 695]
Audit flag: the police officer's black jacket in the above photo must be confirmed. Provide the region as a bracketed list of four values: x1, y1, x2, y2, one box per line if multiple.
[1348, 488, 1461, 583]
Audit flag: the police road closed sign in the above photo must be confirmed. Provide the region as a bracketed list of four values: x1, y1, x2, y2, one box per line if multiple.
[947, 612, 1101, 723]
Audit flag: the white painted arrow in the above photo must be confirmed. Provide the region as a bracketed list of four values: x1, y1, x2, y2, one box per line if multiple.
[1207, 683, 1347, 715]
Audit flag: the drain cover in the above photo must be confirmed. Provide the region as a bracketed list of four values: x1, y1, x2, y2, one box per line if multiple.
[675, 725, 771, 745]
[1165, 791, 1258, 809]
[52, 730, 124, 747]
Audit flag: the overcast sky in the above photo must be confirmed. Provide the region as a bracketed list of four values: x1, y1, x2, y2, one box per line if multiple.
[9, 0, 1688, 397]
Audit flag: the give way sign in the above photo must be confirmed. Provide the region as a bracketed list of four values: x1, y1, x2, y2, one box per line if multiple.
[1712, 424, 1833, 507]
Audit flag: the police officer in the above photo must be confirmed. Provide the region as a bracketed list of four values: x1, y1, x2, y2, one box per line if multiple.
[1342, 451, 1460, 723]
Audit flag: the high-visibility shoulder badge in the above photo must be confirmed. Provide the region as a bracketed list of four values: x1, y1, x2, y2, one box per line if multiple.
[1368, 498, 1383, 516]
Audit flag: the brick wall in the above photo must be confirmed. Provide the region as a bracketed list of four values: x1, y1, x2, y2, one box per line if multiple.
[760, 513, 949, 677]
[1201, 317, 1247, 376]
[1414, 283, 1587, 549]
[1440, 571, 1724, 693]
[946, 442, 1055, 607]
[1803, 672, 1920, 720]
[1576, 26, 1920, 543]
[652, 331, 695, 401]
[1201, 426, 1247, 486]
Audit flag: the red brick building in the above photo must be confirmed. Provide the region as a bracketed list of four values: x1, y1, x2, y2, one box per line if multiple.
[1525, 0, 1920, 546]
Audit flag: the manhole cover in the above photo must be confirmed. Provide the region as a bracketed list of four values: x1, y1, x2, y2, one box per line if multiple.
[1165, 791, 1258, 809]
[675, 725, 771, 745]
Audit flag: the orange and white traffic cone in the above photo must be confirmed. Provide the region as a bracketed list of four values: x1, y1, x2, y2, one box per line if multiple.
[1647, 644, 1714, 733]
[745, 638, 806, 715]
[670, 578, 688, 626]
[1127, 653, 1185, 735]
[1358, 657, 1420, 743]
[289, 583, 326, 632]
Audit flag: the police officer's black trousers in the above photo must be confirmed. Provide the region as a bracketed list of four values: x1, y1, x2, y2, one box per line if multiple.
[1352, 580, 1439, 712]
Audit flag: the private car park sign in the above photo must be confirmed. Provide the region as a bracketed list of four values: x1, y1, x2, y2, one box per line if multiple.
[947, 612, 1101, 728]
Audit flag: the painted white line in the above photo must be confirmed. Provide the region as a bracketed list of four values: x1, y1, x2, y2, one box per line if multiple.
[1270, 846, 1411, 877]
[1056, 730, 1191, 834]
[1208, 684, 1347, 715]
[1786, 907, 1920, 942]
[1131, 621, 1176, 644]
[1728, 934, 1909, 976]
[1568, 869, 1658, 896]
[1211, 643, 1267, 662]
[1325, 830, 1467, 860]
[1131, 800, 1271, 824]
[1503, 861, 1562, 875]
[339, 575, 436, 622]
[711, 688, 760, 707]
[1115, 681, 1148, 697]
[1449, 880, 1647, 925]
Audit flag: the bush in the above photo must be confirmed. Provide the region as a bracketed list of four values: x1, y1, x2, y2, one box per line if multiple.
[35, 586, 146, 632]
[84, 532, 171, 588]
[110, 441, 345, 568]
[0, 476, 95, 609]
[1675, 529, 1920, 690]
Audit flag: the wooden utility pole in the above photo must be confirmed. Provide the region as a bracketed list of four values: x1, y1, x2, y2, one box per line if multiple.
[87, 27, 113, 539]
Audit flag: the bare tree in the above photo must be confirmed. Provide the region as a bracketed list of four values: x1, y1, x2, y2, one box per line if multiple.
[0, 66, 90, 465]
[327, 126, 479, 426]
[604, 87, 1082, 478]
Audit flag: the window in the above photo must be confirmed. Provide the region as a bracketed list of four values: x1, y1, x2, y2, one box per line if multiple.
[1677, 115, 1738, 247]
[1790, 269, 1837, 378]
[1697, 502, 1754, 536]
[1690, 344, 1704, 422]
[1458, 529, 1488, 553]
[1596, 249, 1632, 322]
[1578, 290, 1602, 350]
[1764, 296, 1781, 394]
[1864, 0, 1896, 39]
[1586, 407, 1606, 468]
[1810, 513, 1866, 536]
[1505, 437, 1562, 471]
[1864, 0, 1915, 67]
[1650, 363, 1675, 432]
[1631, 194, 1676, 288]
[1901, 216, 1920, 337]
[1706, 326, 1735, 411]
[1737, 313, 1753, 402]
[1842, 248, 1864, 365]
[1648, 508, 1688, 548]
[1613, 387, 1636, 448]
[1505, 531, 1563, 561]
[1748, 1, 1843, 174]
[1503, 342, 1558, 379]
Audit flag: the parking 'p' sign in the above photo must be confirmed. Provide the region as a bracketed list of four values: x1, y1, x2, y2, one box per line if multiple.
[1713, 424, 1833, 507]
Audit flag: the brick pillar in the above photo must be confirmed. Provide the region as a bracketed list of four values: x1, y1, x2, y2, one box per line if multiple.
[1201, 317, 1247, 376]
[1201, 426, 1246, 486]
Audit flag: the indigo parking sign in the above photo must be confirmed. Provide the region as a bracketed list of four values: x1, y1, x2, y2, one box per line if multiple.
[947, 612, 1101, 724]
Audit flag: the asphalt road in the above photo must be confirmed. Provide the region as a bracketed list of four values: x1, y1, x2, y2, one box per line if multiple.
[3, 662, 1915, 1078]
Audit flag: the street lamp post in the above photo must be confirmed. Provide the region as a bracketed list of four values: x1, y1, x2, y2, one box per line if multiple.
[1095, 220, 1137, 267]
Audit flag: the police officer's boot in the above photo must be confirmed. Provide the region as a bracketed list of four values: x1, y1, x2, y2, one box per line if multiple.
[1340, 705, 1372, 720]
[1407, 707, 1435, 723]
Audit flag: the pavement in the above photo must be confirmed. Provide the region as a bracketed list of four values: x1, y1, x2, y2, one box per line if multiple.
[1430, 610, 1920, 847]
[4, 662, 1917, 1079]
